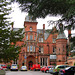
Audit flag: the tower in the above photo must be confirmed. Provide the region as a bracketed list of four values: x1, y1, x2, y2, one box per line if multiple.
[24, 15, 38, 69]
[56, 24, 67, 65]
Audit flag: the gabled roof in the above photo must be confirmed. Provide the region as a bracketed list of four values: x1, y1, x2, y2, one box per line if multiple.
[13, 28, 51, 40]
[37, 29, 51, 40]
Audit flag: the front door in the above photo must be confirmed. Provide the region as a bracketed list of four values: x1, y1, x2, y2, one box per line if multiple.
[28, 61, 33, 70]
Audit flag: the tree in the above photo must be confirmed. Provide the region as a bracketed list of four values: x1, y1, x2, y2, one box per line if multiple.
[12, 0, 75, 29]
[0, 0, 24, 63]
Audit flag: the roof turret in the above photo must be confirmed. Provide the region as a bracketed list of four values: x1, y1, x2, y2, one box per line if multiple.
[25, 14, 37, 22]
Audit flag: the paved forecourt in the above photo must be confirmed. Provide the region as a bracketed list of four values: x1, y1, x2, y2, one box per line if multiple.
[6, 71, 53, 75]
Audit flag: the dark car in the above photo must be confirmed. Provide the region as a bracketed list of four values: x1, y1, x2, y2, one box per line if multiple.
[59, 66, 75, 75]
[52, 65, 69, 75]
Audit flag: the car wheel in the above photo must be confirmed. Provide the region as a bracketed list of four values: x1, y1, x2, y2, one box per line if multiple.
[46, 70, 49, 73]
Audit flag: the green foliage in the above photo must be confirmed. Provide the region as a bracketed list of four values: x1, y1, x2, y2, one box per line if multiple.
[74, 62, 75, 66]
[0, 0, 24, 63]
[12, 0, 75, 30]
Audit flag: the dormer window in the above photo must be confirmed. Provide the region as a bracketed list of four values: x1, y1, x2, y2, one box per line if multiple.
[30, 27, 32, 31]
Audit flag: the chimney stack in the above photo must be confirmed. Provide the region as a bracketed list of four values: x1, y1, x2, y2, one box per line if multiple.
[43, 24, 45, 30]
[68, 29, 71, 40]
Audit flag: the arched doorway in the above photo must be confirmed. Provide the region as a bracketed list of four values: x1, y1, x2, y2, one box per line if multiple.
[28, 61, 33, 70]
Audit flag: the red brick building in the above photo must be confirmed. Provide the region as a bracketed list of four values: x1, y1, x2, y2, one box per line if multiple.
[12, 15, 67, 69]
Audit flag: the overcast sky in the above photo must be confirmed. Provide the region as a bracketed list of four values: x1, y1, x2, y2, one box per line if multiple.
[9, 2, 61, 29]
[9, 2, 75, 38]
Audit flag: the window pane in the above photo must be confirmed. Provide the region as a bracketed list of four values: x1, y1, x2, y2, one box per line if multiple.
[39, 38, 41, 42]
[30, 35, 33, 40]
[39, 47, 41, 53]
[30, 46, 32, 52]
[41, 38, 43, 42]
[34, 36, 36, 40]
[30, 28, 32, 31]
[41, 47, 43, 53]
[53, 38, 56, 43]
[27, 46, 29, 52]
[39, 38, 43, 42]
[34, 46, 35, 52]
[26, 35, 28, 40]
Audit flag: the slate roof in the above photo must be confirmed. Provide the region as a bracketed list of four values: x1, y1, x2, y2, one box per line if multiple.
[57, 32, 67, 39]
[13, 28, 51, 40]
[37, 29, 50, 40]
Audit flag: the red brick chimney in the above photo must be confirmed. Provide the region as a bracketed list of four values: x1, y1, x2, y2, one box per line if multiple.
[68, 29, 71, 56]
[68, 29, 71, 40]
[43, 24, 45, 30]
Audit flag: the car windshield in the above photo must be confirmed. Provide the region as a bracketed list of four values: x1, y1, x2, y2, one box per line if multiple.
[65, 67, 70, 70]
[22, 66, 26, 68]
[12, 64, 17, 66]
[55, 65, 59, 69]
[1, 64, 6, 66]
[55, 65, 69, 69]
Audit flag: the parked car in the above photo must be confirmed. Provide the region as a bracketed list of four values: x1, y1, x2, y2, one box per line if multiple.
[52, 65, 69, 75]
[59, 66, 75, 75]
[0, 65, 3, 70]
[0, 64, 7, 70]
[44, 65, 54, 73]
[20, 66, 27, 71]
[49, 66, 55, 73]
[30, 64, 40, 71]
[40, 66, 46, 72]
[10, 64, 18, 71]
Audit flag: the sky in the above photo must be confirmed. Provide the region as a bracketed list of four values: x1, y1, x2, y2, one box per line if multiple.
[9, 2, 61, 29]
[9, 2, 75, 38]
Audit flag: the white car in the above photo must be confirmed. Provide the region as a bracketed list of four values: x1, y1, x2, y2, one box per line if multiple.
[21, 66, 27, 71]
[10, 64, 18, 71]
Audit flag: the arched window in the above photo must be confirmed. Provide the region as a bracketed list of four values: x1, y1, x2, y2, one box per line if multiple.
[30, 27, 32, 31]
